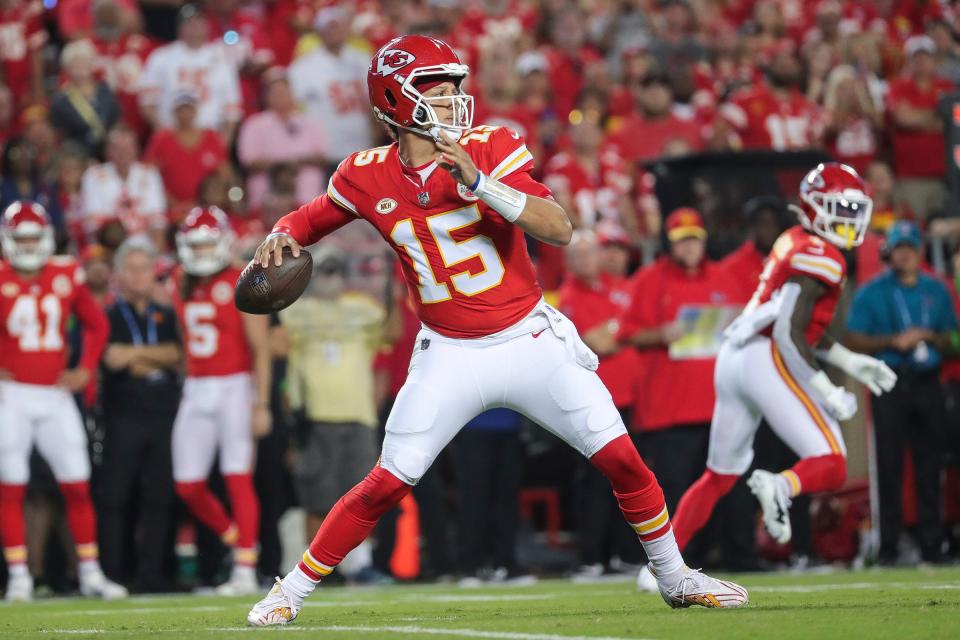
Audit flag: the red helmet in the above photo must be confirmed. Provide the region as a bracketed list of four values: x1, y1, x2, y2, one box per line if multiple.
[175, 206, 234, 276]
[792, 162, 873, 249]
[1, 201, 54, 271]
[367, 35, 473, 138]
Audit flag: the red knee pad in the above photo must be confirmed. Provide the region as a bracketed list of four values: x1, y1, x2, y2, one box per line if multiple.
[343, 465, 413, 523]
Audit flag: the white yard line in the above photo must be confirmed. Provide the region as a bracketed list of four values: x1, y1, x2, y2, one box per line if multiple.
[208, 625, 655, 640]
[39, 630, 105, 634]
[407, 594, 555, 603]
[747, 581, 960, 593]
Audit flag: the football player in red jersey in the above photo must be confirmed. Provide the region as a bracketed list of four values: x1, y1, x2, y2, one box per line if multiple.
[246, 35, 747, 626]
[650, 164, 899, 590]
[170, 206, 272, 596]
[0, 202, 127, 601]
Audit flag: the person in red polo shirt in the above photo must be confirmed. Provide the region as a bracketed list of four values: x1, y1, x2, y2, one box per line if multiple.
[558, 230, 640, 577]
[616, 208, 746, 514]
[719, 196, 789, 300]
[887, 35, 954, 219]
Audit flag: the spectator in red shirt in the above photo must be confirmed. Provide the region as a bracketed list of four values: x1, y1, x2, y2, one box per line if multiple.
[144, 89, 229, 224]
[608, 72, 703, 164]
[719, 41, 823, 151]
[0, 0, 45, 108]
[719, 195, 789, 300]
[90, 0, 155, 141]
[820, 65, 882, 175]
[887, 35, 954, 219]
[615, 208, 744, 511]
[558, 230, 640, 577]
[542, 8, 601, 121]
[203, 0, 274, 117]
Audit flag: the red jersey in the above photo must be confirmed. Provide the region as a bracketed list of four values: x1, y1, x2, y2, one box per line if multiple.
[273, 125, 551, 339]
[543, 149, 632, 228]
[886, 76, 954, 178]
[171, 266, 252, 377]
[557, 273, 637, 408]
[721, 85, 823, 151]
[719, 239, 766, 301]
[0, 1, 45, 106]
[608, 112, 704, 163]
[617, 257, 744, 431]
[0, 257, 108, 386]
[748, 226, 847, 346]
[92, 33, 155, 136]
[144, 128, 227, 204]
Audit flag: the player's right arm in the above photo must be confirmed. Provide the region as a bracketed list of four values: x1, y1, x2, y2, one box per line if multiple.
[255, 192, 356, 267]
[773, 275, 857, 420]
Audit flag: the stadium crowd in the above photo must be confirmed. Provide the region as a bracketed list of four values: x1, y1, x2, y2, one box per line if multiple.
[2, 0, 960, 596]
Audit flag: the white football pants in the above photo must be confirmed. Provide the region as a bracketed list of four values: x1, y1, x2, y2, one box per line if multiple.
[706, 336, 847, 476]
[0, 381, 90, 484]
[172, 372, 254, 482]
[380, 300, 628, 485]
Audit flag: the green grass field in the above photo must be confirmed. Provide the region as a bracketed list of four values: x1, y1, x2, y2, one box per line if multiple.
[3, 567, 959, 639]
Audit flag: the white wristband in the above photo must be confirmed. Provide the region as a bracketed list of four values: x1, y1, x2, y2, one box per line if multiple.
[472, 172, 527, 223]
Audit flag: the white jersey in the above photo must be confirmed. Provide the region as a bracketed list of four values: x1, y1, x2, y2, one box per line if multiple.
[138, 41, 242, 130]
[289, 44, 372, 161]
[80, 161, 167, 235]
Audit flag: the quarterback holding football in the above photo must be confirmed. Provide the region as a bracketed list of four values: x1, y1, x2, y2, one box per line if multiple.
[246, 35, 748, 626]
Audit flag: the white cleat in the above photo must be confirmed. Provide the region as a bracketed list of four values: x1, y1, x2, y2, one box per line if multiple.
[747, 469, 792, 544]
[247, 577, 301, 626]
[4, 573, 33, 602]
[657, 567, 749, 609]
[216, 567, 260, 597]
[80, 572, 128, 600]
[636, 565, 658, 593]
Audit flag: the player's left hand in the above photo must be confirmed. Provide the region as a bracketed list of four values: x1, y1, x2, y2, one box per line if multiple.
[252, 404, 272, 439]
[842, 352, 898, 396]
[434, 133, 479, 187]
[58, 367, 91, 393]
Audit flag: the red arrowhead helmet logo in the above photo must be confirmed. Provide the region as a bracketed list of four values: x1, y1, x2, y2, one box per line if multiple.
[375, 49, 416, 77]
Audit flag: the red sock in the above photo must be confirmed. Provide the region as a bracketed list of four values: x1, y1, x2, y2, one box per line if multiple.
[672, 470, 739, 551]
[590, 435, 672, 542]
[784, 454, 846, 496]
[298, 465, 412, 580]
[175, 481, 232, 537]
[224, 473, 260, 564]
[0, 484, 27, 566]
[59, 481, 99, 561]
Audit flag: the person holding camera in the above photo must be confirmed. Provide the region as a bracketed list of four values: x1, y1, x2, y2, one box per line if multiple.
[847, 221, 960, 564]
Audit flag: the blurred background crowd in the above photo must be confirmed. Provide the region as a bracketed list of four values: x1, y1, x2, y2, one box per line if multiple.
[3, 0, 960, 595]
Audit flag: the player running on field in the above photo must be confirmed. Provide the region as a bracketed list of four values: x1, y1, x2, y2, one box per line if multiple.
[246, 35, 747, 626]
[639, 163, 898, 590]
[0, 201, 127, 602]
[170, 206, 272, 596]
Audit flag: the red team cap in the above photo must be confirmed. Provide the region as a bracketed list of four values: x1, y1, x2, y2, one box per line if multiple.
[367, 34, 474, 138]
[665, 207, 707, 242]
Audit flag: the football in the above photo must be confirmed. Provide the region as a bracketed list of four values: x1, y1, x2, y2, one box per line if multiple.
[234, 246, 313, 314]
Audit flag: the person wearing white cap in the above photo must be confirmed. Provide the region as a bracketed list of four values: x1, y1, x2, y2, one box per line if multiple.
[886, 34, 954, 219]
[288, 7, 373, 164]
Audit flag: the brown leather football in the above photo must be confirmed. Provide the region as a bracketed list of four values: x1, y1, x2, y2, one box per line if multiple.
[234, 247, 313, 314]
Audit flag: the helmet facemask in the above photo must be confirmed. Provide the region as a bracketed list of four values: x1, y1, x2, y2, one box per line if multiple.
[798, 189, 873, 249]
[391, 64, 474, 139]
[1, 223, 54, 272]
